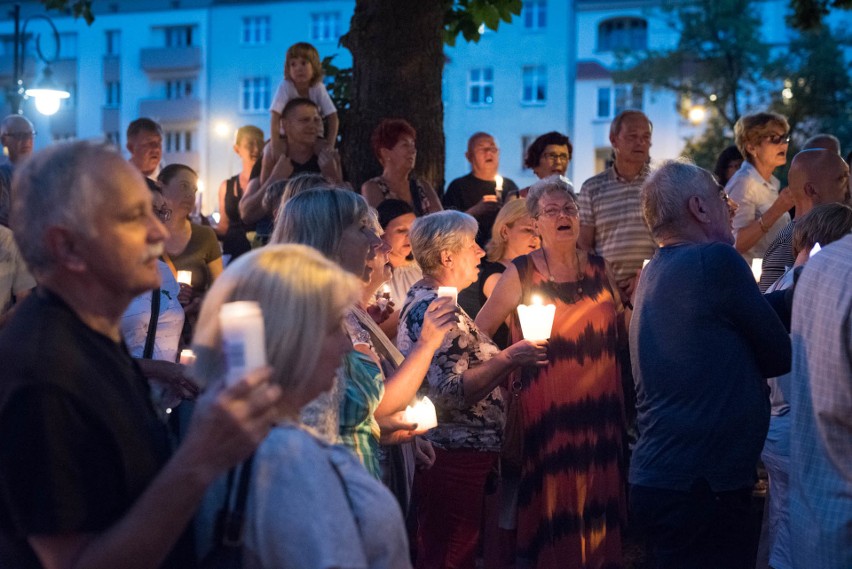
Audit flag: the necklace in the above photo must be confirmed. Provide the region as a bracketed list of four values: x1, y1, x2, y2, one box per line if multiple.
[541, 248, 584, 296]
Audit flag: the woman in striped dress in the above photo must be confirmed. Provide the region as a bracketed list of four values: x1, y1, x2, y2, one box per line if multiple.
[477, 175, 627, 569]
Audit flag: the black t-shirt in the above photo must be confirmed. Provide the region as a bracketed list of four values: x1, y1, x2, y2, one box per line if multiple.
[0, 289, 193, 568]
[443, 173, 519, 246]
[251, 153, 322, 241]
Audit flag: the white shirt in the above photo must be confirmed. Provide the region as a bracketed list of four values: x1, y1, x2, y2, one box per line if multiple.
[269, 80, 336, 118]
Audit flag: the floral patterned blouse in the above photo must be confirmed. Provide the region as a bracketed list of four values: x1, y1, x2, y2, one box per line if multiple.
[397, 282, 504, 452]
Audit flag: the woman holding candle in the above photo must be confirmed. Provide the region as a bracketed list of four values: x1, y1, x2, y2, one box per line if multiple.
[398, 210, 548, 569]
[193, 244, 412, 568]
[272, 189, 452, 478]
[476, 175, 627, 569]
[159, 164, 223, 301]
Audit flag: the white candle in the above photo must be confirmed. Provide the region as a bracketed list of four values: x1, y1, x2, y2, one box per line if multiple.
[176, 270, 193, 286]
[404, 396, 438, 431]
[809, 242, 821, 257]
[219, 301, 267, 386]
[517, 294, 556, 341]
[751, 258, 763, 282]
[437, 286, 458, 305]
[179, 349, 196, 366]
[495, 174, 504, 201]
[382, 284, 391, 297]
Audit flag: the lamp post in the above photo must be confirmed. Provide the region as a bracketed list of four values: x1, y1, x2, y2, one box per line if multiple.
[11, 3, 70, 116]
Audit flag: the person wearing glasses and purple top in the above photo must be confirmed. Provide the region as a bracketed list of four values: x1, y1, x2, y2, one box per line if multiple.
[0, 115, 36, 227]
[724, 112, 796, 264]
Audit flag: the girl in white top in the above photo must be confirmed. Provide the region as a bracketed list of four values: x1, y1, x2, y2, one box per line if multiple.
[725, 112, 795, 264]
[270, 42, 339, 154]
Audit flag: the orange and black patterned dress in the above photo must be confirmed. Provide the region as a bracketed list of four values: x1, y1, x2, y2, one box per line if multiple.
[509, 252, 626, 569]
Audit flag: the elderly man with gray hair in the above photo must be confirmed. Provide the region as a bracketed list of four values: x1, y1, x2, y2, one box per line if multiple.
[0, 141, 281, 569]
[628, 159, 791, 569]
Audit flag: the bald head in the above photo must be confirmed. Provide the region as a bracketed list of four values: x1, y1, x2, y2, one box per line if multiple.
[1, 115, 35, 164]
[802, 134, 841, 155]
[788, 149, 850, 212]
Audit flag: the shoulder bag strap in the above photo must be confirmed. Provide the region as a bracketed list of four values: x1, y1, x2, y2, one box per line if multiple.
[221, 454, 256, 546]
[142, 289, 161, 359]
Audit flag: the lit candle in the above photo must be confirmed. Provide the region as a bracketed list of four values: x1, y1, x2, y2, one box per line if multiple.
[176, 270, 193, 286]
[495, 174, 504, 201]
[179, 349, 196, 366]
[219, 301, 267, 386]
[517, 294, 556, 341]
[751, 258, 763, 282]
[642, 259, 650, 268]
[382, 284, 391, 296]
[437, 286, 458, 305]
[404, 396, 438, 431]
[809, 242, 821, 257]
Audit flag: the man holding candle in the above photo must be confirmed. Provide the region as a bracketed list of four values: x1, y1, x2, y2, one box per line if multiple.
[443, 132, 519, 247]
[0, 142, 281, 569]
[629, 160, 791, 569]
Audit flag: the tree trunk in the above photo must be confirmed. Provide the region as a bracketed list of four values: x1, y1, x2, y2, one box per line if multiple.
[341, 0, 448, 193]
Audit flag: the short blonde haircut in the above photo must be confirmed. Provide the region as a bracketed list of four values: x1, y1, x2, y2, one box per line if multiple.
[734, 112, 789, 163]
[191, 244, 360, 401]
[486, 199, 531, 262]
[409, 211, 478, 275]
[272, 188, 370, 263]
[791, 203, 852, 257]
[525, 174, 576, 219]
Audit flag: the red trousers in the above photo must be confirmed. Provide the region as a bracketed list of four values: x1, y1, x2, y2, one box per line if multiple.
[414, 447, 498, 569]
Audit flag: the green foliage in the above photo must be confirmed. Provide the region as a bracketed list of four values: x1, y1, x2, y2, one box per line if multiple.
[444, 0, 522, 46]
[613, 0, 769, 129]
[39, 0, 94, 24]
[767, 26, 852, 150]
[322, 54, 352, 144]
[788, 0, 852, 29]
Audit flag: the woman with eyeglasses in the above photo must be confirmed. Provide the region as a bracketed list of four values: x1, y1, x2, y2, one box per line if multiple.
[725, 112, 796, 264]
[120, 185, 197, 414]
[505, 131, 573, 201]
[476, 175, 627, 569]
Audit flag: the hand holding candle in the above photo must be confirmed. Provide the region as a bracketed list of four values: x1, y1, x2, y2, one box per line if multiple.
[404, 396, 438, 431]
[517, 294, 556, 341]
[437, 286, 458, 305]
[176, 270, 193, 286]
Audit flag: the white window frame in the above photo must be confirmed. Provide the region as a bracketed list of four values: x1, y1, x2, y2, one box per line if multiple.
[241, 16, 270, 45]
[310, 12, 341, 43]
[164, 25, 194, 47]
[522, 0, 547, 31]
[521, 65, 547, 105]
[597, 17, 648, 52]
[596, 84, 644, 119]
[240, 77, 271, 113]
[468, 67, 494, 107]
[166, 78, 194, 100]
[105, 30, 120, 56]
[105, 81, 121, 108]
[164, 130, 194, 153]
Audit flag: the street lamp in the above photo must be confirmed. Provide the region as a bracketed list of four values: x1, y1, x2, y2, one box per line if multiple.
[11, 3, 70, 116]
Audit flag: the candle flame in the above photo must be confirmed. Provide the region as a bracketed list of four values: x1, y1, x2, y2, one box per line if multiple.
[531, 294, 543, 306]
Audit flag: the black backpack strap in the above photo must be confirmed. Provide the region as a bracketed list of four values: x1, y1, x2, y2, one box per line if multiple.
[142, 288, 161, 359]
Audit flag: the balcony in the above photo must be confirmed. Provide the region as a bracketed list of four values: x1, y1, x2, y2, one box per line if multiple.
[140, 46, 201, 74]
[138, 97, 201, 123]
[102, 107, 120, 133]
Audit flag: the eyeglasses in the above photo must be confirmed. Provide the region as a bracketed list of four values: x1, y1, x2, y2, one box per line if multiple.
[2, 131, 35, 141]
[763, 134, 790, 145]
[153, 205, 172, 222]
[542, 152, 570, 163]
[719, 189, 730, 203]
[539, 204, 579, 218]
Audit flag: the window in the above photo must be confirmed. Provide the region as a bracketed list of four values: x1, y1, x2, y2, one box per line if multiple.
[521, 65, 547, 104]
[468, 68, 494, 106]
[166, 78, 194, 100]
[105, 30, 120, 56]
[105, 131, 121, 148]
[164, 26, 194, 47]
[596, 85, 644, 119]
[241, 16, 270, 45]
[105, 81, 121, 107]
[522, 0, 546, 30]
[598, 17, 647, 51]
[164, 130, 194, 153]
[241, 77, 271, 113]
[58, 32, 77, 59]
[310, 12, 341, 42]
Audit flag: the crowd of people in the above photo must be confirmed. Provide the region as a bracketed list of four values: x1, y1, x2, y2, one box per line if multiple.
[0, 39, 851, 569]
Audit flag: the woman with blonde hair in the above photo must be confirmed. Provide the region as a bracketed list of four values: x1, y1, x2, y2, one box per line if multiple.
[726, 112, 796, 263]
[193, 244, 411, 568]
